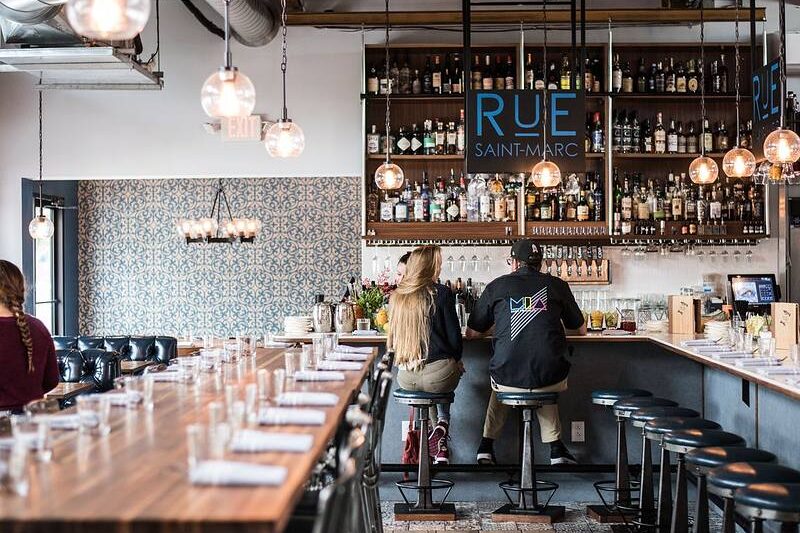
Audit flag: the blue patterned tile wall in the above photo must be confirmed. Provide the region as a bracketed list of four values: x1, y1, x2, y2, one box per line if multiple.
[78, 177, 361, 336]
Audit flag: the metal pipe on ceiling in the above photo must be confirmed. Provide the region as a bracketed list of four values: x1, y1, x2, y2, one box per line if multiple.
[200, 0, 281, 46]
[0, 0, 65, 25]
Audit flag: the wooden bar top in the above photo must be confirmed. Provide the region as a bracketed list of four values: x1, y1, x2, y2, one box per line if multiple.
[0, 346, 377, 533]
[120, 360, 154, 374]
[44, 382, 93, 400]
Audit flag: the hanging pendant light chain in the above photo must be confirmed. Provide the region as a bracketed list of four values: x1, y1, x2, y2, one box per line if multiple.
[223, 0, 232, 69]
[384, 0, 391, 164]
[280, 0, 288, 120]
[779, 0, 787, 128]
[734, 0, 741, 146]
[542, 0, 548, 161]
[700, 3, 706, 157]
[38, 90, 43, 217]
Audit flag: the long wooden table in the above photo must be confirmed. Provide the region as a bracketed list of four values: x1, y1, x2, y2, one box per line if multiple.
[44, 382, 93, 401]
[0, 346, 376, 533]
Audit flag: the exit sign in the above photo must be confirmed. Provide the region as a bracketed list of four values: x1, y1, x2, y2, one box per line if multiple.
[221, 116, 263, 142]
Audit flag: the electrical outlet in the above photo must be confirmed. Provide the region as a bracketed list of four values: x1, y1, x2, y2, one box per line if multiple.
[401, 420, 410, 442]
[571, 421, 585, 443]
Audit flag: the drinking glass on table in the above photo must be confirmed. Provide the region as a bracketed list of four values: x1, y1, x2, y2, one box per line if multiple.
[300, 344, 315, 371]
[199, 349, 219, 373]
[323, 332, 338, 356]
[122, 376, 144, 409]
[758, 336, 776, 358]
[223, 340, 240, 363]
[284, 350, 299, 378]
[244, 383, 258, 425]
[10, 415, 51, 462]
[257, 369, 270, 402]
[312, 335, 325, 362]
[76, 395, 111, 436]
[248, 336, 258, 357]
[0, 442, 30, 496]
[186, 424, 209, 469]
[273, 369, 286, 400]
[203, 334, 215, 350]
[177, 356, 200, 383]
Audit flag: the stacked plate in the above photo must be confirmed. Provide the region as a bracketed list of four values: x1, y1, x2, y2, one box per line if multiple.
[284, 316, 313, 335]
[704, 321, 731, 341]
[644, 320, 668, 333]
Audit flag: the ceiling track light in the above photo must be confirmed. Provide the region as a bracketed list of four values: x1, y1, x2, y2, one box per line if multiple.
[67, 0, 151, 41]
[531, 0, 561, 189]
[374, 0, 404, 191]
[689, 4, 719, 186]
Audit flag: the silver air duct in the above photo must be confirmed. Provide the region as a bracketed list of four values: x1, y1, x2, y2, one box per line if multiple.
[202, 0, 280, 47]
[0, 0, 65, 25]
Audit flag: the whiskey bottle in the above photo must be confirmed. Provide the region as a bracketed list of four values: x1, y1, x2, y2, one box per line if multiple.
[667, 118, 678, 154]
[647, 63, 657, 92]
[675, 60, 687, 93]
[641, 119, 653, 153]
[584, 57, 594, 93]
[654, 112, 667, 154]
[446, 121, 457, 155]
[702, 118, 714, 153]
[665, 57, 676, 93]
[431, 55, 442, 94]
[566, 194, 578, 221]
[655, 61, 666, 92]
[399, 56, 411, 94]
[456, 109, 466, 155]
[367, 64, 379, 95]
[442, 55, 452, 94]
[636, 58, 648, 93]
[482, 54, 494, 90]
[451, 53, 463, 93]
[687, 59, 699, 94]
[367, 125, 380, 154]
[622, 60, 634, 93]
[677, 121, 687, 153]
[472, 55, 482, 90]
[591, 57, 602, 92]
[715, 121, 729, 152]
[686, 121, 699, 153]
[504, 55, 515, 89]
[493, 55, 505, 90]
[525, 53, 535, 90]
[612, 53, 622, 92]
[422, 56, 433, 94]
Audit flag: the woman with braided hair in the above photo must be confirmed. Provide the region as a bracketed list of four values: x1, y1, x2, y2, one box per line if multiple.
[0, 260, 60, 413]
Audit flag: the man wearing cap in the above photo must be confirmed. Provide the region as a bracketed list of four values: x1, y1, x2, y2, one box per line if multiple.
[466, 239, 586, 465]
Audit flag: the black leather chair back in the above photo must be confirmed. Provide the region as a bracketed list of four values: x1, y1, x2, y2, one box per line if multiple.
[53, 336, 177, 363]
[56, 349, 84, 382]
[78, 336, 104, 351]
[129, 336, 155, 361]
[154, 337, 177, 365]
[55, 348, 121, 393]
[104, 336, 131, 358]
[52, 336, 77, 350]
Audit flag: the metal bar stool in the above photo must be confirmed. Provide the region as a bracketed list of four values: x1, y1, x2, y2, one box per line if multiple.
[643, 417, 721, 532]
[662, 429, 746, 533]
[685, 447, 776, 533]
[629, 406, 701, 529]
[708, 463, 800, 533]
[492, 391, 563, 524]
[392, 389, 456, 521]
[735, 482, 800, 533]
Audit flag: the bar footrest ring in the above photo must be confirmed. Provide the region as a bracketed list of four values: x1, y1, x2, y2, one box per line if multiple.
[394, 478, 456, 521]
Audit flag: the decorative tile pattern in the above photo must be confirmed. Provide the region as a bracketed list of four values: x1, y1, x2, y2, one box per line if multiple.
[77, 177, 361, 335]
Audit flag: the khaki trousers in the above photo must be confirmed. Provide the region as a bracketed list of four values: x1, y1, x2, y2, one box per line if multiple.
[482, 377, 568, 443]
[397, 358, 462, 422]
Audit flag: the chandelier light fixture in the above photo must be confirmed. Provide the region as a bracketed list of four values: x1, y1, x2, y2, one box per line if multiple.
[264, 0, 305, 158]
[374, 0, 404, 190]
[178, 179, 261, 244]
[531, 0, 561, 189]
[66, 0, 150, 41]
[722, 2, 756, 179]
[200, 0, 256, 119]
[689, 4, 719, 186]
[29, 92, 54, 241]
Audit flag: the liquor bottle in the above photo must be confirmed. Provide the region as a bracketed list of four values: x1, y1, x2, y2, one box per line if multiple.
[399, 56, 411, 94]
[566, 193, 577, 221]
[685, 186, 697, 220]
[612, 53, 622, 92]
[378, 64, 389, 95]
[709, 185, 722, 221]
[612, 110, 622, 152]
[482, 55, 494, 90]
[636, 58, 648, 93]
[672, 174, 683, 221]
[622, 60, 634, 93]
[467, 174, 486, 222]
[667, 118, 678, 153]
[412, 69, 422, 94]
[584, 57, 594, 93]
[491, 175, 507, 221]
[715, 121, 729, 152]
[410, 123, 423, 155]
[479, 178, 492, 221]
[434, 120, 446, 155]
[431, 55, 442, 94]
[719, 53, 728, 94]
[380, 192, 394, 222]
[637, 184, 651, 220]
[621, 176, 633, 221]
[446, 121, 457, 155]
[539, 191, 553, 221]
[396, 126, 411, 155]
[655, 61, 666, 92]
[687, 59, 699, 94]
[641, 119, 653, 153]
[367, 185, 379, 222]
[593, 178, 604, 221]
[665, 57, 676, 93]
[422, 56, 433, 94]
[524, 52, 535, 89]
[431, 175, 446, 222]
[525, 181, 537, 220]
[677, 121, 687, 153]
[591, 57, 602, 92]
[675, 60, 687, 93]
[458, 173, 468, 221]
[536, 59, 546, 90]
[647, 63, 657, 92]
[653, 112, 667, 154]
[493, 55, 505, 90]
[547, 61, 559, 90]
[621, 112, 632, 153]
[504, 55, 515, 89]
[591, 111, 604, 153]
[686, 121, 699, 153]
[367, 64, 379, 95]
[560, 54, 571, 90]
[412, 180, 424, 221]
[710, 59, 720, 94]
[423, 119, 435, 155]
[451, 53, 463, 93]
[457, 109, 466, 155]
[420, 175, 431, 221]
[367, 124, 380, 154]
[442, 55, 452, 94]
[472, 55, 482, 90]
[630, 112, 641, 153]
[394, 189, 409, 222]
[445, 177, 460, 223]
[702, 118, 714, 153]
[389, 60, 400, 94]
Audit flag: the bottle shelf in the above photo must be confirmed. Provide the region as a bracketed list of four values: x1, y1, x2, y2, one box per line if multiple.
[362, 94, 465, 102]
[365, 221, 518, 241]
[601, 92, 748, 101]
[525, 221, 610, 241]
[611, 221, 766, 242]
[612, 152, 728, 159]
[367, 154, 464, 161]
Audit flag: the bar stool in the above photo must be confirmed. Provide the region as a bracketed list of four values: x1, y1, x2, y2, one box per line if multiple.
[643, 417, 721, 532]
[735, 482, 800, 533]
[627, 405, 700, 528]
[588, 388, 653, 521]
[708, 463, 800, 533]
[492, 391, 564, 524]
[392, 389, 456, 521]
[686, 447, 776, 533]
[662, 429, 746, 533]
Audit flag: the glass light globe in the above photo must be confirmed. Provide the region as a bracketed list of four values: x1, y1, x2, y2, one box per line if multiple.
[722, 147, 757, 178]
[178, 219, 192, 237]
[29, 215, 54, 240]
[200, 67, 256, 118]
[264, 119, 305, 158]
[689, 155, 719, 185]
[222, 221, 236, 237]
[374, 162, 405, 190]
[531, 160, 562, 188]
[763, 128, 800, 164]
[66, 0, 150, 40]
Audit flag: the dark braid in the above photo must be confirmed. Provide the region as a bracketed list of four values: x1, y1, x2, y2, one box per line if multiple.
[0, 260, 34, 373]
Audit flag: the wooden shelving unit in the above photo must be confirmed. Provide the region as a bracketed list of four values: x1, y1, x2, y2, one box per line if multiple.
[365, 222, 518, 241]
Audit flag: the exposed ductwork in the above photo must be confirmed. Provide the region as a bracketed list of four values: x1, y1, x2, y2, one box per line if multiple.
[200, 0, 281, 48]
[0, 0, 65, 25]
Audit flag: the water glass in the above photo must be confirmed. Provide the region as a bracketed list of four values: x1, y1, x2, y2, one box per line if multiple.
[790, 344, 800, 366]
[743, 333, 754, 353]
[244, 383, 258, 425]
[207, 401, 225, 427]
[758, 336, 776, 358]
[203, 334, 215, 350]
[122, 376, 144, 409]
[199, 349, 220, 372]
[76, 395, 111, 436]
[224, 384, 238, 416]
[141, 375, 154, 411]
[323, 332, 339, 355]
[300, 344, 314, 371]
[0, 443, 30, 496]
[263, 333, 273, 348]
[186, 423, 209, 469]
[272, 368, 286, 400]
[256, 369, 270, 402]
[312, 335, 325, 362]
[284, 350, 299, 377]
[223, 341, 240, 363]
[248, 336, 258, 357]
[228, 401, 246, 433]
[356, 319, 371, 331]
[177, 356, 200, 383]
[10, 415, 51, 462]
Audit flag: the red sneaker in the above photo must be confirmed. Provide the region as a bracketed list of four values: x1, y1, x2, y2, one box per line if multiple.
[434, 437, 450, 465]
[429, 422, 450, 464]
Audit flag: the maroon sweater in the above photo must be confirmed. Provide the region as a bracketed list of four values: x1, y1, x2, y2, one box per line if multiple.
[0, 314, 60, 411]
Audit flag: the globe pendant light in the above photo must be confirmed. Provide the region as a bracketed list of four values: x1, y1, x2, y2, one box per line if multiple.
[265, 0, 305, 158]
[764, 0, 800, 166]
[200, 0, 255, 119]
[374, 0, 404, 190]
[531, 0, 561, 189]
[723, 2, 756, 178]
[689, 4, 719, 185]
[66, 0, 150, 41]
[29, 92, 54, 241]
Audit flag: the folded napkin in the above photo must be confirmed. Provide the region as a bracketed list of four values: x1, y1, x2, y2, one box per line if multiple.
[335, 345, 372, 354]
[189, 460, 288, 486]
[105, 391, 143, 406]
[736, 358, 782, 367]
[264, 341, 292, 348]
[259, 407, 326, 426]
[352, 330, 378, 336]
[694, 345, 733, 353]
[681, 339, 720, 347]
[326, 351, 369, 362]
[316, 360, 363, 371]
[276, 392, 339, 407]
[710, 352, 757, 359]
[150, 372, 181, 382]
[229, 430, 314, 453]
[32, 413, 81, 430]
[756, 367, 800, 376]
[293, 371, 346, 382]
[177, 341, 195, 348]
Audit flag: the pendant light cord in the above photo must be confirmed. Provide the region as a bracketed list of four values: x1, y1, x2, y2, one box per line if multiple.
[223, 0, 232, 69]
[734, 0, 741, 146]
[541, 0, 548, 161]
[280, 0, 288, 121]
[384, 0, 391, 164]
[779, 0, 787, 128]
[700, 2, 706, 157]
[38, 90, 43, 217]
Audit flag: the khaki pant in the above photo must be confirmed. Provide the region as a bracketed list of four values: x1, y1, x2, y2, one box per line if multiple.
[397, 358, 462, 422]
[482, 377, 568, 443]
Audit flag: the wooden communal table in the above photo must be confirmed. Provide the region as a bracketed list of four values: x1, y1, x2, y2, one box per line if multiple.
[44, 382, 93, 401]
[120, 360, 154, 374]
[0, 346, 376, 533]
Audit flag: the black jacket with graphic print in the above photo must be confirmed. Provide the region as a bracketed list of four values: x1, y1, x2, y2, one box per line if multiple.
[468, 266, 584, 389]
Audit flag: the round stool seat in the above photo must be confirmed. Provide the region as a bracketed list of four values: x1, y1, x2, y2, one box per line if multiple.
[734, 483, 800, 522]
[631, 406, 700, 428]
[644, 417, 720, 440]
[662, 429, 745, 454]
[686, 447, 776, 472]
[708, 463, 800, 498]
[591, 388, 652, 406]
[393, 389, 455, 406]
[612, 397, 678, 418]
[496, 391, 558, 407]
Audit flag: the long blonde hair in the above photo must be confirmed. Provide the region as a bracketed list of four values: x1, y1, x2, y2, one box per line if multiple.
[388, 246, 442, 370]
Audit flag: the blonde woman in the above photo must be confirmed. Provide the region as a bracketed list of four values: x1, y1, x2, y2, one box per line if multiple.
[389, 245, 463, 464]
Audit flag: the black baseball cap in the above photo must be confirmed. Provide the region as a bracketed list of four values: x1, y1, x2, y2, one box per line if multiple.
[510, 239, 543, 263]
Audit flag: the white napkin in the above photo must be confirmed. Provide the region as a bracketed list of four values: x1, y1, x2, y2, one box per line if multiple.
[335, 345, 372, 354]
[259, 407, 326, 426]
[263, 341, 291, 348]
[736, 358, 782, 367]
[276, 392, 339, 407]
[756, 367, 800, 376]
[229, 430, 314, 453]
[316, 360, 363, 371]
[326, 351, 369, 362]
[352, 330, 378, 336]
[293, 371, 346, 382]
[189, 460, 287, 486]
[32, 413, 81, 430]
[694, 345, 733, 353]
[177, 341, 194, 348]
[681, 339, 720, 347]
[105, 391, 143, 406]
[150, 372, 181, 382]
[710, 352, 758, 359]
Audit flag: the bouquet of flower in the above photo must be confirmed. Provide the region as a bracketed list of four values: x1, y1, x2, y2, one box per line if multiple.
[357, 276, 394, 331]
